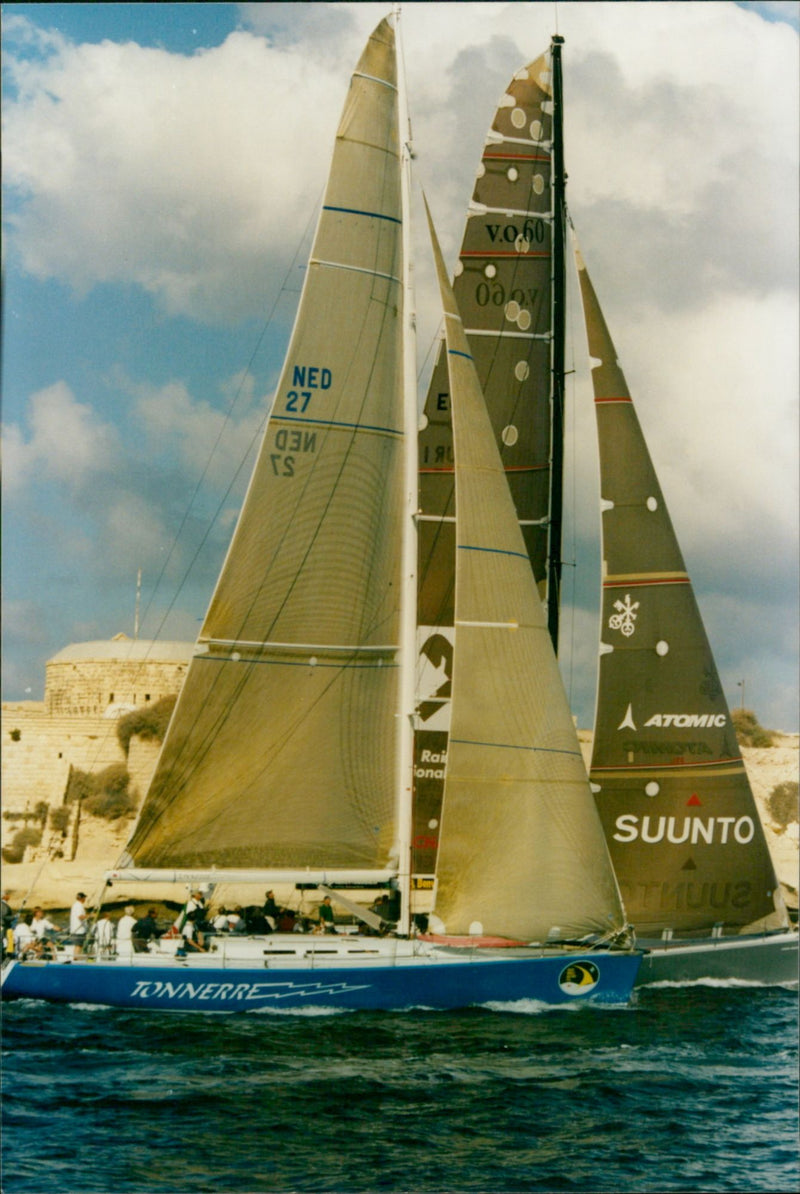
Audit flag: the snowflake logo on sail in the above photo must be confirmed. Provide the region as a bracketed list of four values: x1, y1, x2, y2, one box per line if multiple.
[608, 593, 639, 637]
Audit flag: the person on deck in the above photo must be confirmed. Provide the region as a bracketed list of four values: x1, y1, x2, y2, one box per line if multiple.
[70, 892, 88, 954]
[180, 910, 206, 952]
[94, 911, 115, 957]
[317, 895, 337, 934]
[262, 891, 281, 930]
[132, 908, 160, 953]
[116, 906, 137, 957]
[70, 893, 88, 938]
[13, 913, 37, 956]
[31, 907, 59, 941]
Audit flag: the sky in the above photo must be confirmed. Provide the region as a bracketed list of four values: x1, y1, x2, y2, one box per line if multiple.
[2, 1, 798, 732]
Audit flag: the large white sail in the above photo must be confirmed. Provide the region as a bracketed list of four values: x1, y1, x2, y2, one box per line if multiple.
[425, 202, 627, 944]
[414, 47, 564, 879]
[123, 18, 406, 872]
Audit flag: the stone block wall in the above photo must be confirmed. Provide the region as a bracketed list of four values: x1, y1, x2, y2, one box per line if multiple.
[45, 658, 189, 717]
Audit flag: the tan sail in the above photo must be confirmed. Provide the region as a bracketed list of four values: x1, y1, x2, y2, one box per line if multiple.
[415, 48, 560, 876]
[124, 18, 405, 871]
[575, 244, 789, 937]
[426, 203, 626, 943]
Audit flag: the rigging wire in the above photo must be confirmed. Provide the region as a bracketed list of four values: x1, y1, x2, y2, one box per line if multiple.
[56, 194, 324, 846]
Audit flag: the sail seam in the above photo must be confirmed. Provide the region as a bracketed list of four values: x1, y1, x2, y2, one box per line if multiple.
[591, 760, 744, 775]
[594, 396, 632, 404]
[420, 463, 547, 474]
[322, 204, 402, 225]
[457, 544, 530, 561]
[309, 257, 402, 285]
[467, 206, 552, 220]
[463, 328, 551, 341]
[451, 738, 582, 758]
[456, 619, 518, 629]
[460, 251, 550, 259]
[603, 574, 689, 587]
[482, 152, 550, 162]
[271, 413, 403, 437]
[200, 638, 397, 653]
[352, 70, 397, 91]
[197, 655, 397, 670]
[488, 134, 553, 149]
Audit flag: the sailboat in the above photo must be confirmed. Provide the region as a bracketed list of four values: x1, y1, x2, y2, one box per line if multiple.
[1, 17, 641, 1013]
[576, 250, 798, 984]
[414, 36, 797, 986]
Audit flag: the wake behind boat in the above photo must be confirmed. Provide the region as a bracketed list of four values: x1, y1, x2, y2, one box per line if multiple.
[2, 18, 642, 1013]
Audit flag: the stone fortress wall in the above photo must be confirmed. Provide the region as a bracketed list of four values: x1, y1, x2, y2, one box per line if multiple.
[1, 635, 194, 844]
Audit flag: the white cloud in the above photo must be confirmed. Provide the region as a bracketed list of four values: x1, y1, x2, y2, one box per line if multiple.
[3, 27, 349, 320]
[2, 380, 119, 492]
[131, 375, 264, 489]
[2, 2, 797, 726]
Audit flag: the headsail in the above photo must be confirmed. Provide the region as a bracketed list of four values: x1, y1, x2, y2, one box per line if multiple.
[414, 44, 566, 878]
[575, 243, 790, 938]
[123, 18, 406, 873]
[425, 203, 627, 943]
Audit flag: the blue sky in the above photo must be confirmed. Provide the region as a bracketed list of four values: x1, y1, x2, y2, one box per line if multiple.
[2, 1, 798, 731]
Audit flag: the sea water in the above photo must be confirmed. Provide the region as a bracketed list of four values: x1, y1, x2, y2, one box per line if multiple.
[2, 984, 797, 1193]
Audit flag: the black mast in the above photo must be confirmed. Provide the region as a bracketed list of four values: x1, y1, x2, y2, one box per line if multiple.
[547, 34, 566, 651]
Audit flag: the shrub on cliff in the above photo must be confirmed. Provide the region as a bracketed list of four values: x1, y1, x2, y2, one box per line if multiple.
[49, 805, 71, 833]
[731, 708, 774, 748]
[65, 763, 136, 820]
[116, 694, 177, 757]
[2, 826, 43, 864]
[767, 781, 799, 830]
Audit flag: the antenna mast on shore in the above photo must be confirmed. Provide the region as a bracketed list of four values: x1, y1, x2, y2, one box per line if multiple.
[134, 568, 142, 640]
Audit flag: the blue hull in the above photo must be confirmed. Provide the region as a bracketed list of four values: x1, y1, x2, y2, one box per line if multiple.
[1, 951, 641, 1012]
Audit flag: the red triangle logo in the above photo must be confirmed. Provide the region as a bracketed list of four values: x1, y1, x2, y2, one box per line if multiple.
[687, 794, 702, 806]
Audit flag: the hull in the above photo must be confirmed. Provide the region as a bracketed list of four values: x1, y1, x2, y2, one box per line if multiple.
[634, 929, 798, 986]
[1, 937, 641, 1012]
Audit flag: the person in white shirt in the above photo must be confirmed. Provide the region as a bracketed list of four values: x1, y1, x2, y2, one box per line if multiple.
[94, 912, 115, 957]
[116, 906, 137, 957]
[13, 913, 37, 956]
[213, 908, 232, 932]
[30, 907, 59, 939]
[70, 893, 88, 937]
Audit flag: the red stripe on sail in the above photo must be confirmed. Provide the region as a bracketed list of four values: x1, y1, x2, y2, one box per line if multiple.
[420, 464, 547, 475]
[591, 756, 743, 774]
[602, 578, 690, 588]
[460, 251, 549, 259]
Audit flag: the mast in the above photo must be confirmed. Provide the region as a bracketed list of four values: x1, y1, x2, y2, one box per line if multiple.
[547, 34, 566, 650]
[395, 5, 417, 937]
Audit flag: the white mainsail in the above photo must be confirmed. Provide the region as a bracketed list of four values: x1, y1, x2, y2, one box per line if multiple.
[122, 18, 407, 875]
[425, 201, 628, 944]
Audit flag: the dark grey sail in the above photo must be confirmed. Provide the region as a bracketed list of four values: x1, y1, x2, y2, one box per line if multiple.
[414, 42, 566, 880]
[575, 246, 790, 941]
